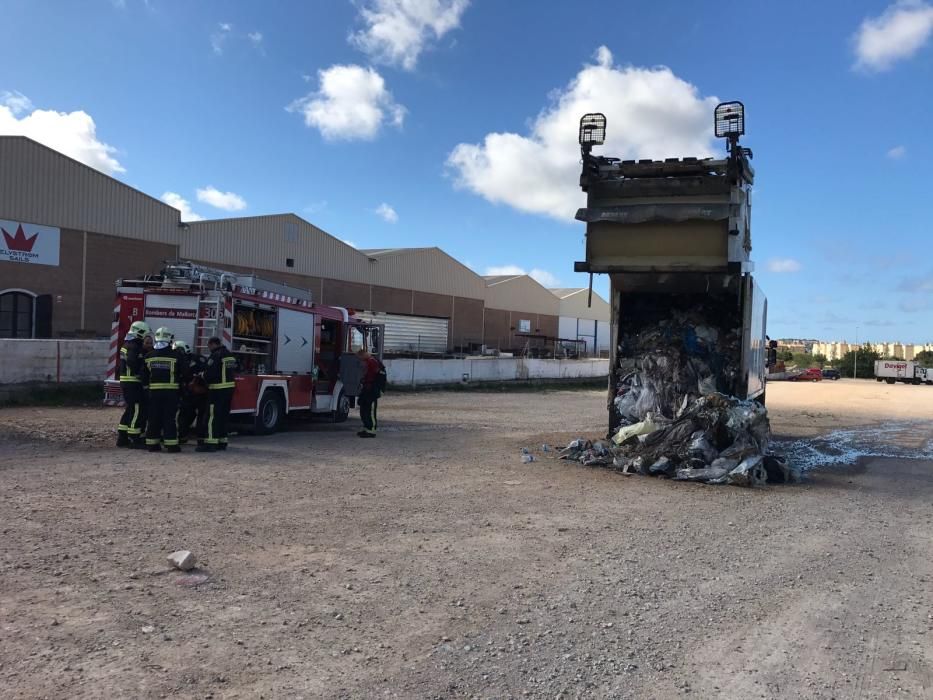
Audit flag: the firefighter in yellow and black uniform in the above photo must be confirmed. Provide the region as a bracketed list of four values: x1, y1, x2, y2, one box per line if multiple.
[197, 336, 237, 452]
[142, 327, 183, 453]
[117, 320, 151, 448]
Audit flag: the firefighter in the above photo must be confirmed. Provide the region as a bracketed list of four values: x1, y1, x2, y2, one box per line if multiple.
[142, 327, 182, 453]
[173, 340, 207, 443]
[199, 336, 236, 452]
[356, 348, 386, 438]
[116, 321, 151, 448]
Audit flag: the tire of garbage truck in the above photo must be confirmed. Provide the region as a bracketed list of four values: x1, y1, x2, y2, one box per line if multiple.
[755, 389, 766, 407]
[886, 378, 896, 384]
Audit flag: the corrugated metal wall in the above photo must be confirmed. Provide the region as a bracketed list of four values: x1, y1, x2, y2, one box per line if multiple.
[181, 214, 371, 283]
[484, 276, 561, 315]
[355, 311, 449, 355]
[0, 137, 180, 244]
[369, 248, 486, 300]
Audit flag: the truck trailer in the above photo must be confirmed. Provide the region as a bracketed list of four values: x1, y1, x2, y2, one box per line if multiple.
[574, 105, 767, 432]
[874, 359, 932, 385]
[104, 262, 383, 433]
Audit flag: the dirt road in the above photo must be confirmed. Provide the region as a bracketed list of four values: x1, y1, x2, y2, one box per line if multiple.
[1, 379, 932, 699]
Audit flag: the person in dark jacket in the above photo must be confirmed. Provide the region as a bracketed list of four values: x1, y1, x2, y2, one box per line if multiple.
[199, 337, 237, 452]
[142, 327, 182, 453]
[173, 340, 207, 443]
[116, 321, 151, 448]
[356, 348, 385, 438]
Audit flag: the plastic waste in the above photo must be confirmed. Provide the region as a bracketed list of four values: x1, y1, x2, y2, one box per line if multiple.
[686, 430, 718, 463]
[611, 414, 660, 445]
[674, 466, 730, 482]
[713, 455, 767, 487]
[648, 457, 675, 476]
[521, 453, 535, 464]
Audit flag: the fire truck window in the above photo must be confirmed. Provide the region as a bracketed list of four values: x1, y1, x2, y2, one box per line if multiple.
[319, 320, 338, 380]
[349, 327, 365, 352]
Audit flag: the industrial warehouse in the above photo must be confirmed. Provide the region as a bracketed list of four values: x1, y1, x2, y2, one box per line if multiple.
[0, 136, 609, 356]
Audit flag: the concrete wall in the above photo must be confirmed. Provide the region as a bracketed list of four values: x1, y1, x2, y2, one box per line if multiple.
[384, 358, 609, 386]
[0, 339, 607, 387]
[0, 339, 108, 384]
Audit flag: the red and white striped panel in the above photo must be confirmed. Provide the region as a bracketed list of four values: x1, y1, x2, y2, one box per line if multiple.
[106, 297, 121, 380]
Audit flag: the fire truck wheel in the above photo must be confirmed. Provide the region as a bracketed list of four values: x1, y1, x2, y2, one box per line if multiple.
[332, 391, 350, 423]
[255, 390, 285, 434]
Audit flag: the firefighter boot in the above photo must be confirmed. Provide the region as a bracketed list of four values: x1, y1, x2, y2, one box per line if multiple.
[147, 443, 162, 453]
[130, 437, 147, 449]
[165, 445, 181, 454]
[116, 431, 130, 448]
[195, 441, 215, 453]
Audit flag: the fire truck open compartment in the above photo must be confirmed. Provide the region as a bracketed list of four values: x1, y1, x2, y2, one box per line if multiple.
[232, 301, 276, 375]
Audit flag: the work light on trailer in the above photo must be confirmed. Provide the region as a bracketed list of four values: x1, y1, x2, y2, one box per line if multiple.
[578, 113, 607, 149]
[714, 101, 745, 139]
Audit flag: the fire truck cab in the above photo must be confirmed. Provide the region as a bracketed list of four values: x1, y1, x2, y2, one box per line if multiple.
[104, 262, 383, 434]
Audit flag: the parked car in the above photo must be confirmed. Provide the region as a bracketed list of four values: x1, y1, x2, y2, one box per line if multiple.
[821, 368, 841, 380]
[790, 368, 823, 382]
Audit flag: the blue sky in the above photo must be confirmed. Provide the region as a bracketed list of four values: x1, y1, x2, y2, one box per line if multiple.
[2, 0, 933, 342]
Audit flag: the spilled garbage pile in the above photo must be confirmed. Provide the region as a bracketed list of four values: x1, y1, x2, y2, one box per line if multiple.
[561, 294, 797, 486]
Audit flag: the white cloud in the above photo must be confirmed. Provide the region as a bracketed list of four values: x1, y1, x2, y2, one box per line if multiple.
[0, 95, 124, 175]
[161, 192, 204, 221]
[350, 0, 469, 70]
[447, 46, 718, 220]
[196, 185, 247, 211]
[0, 90, 33, 115]
[853, 1, 933, 71]
[375, 202, 399, 223]
[766, 258, 803, 273]
[248, 31, 263, 46]
[211, 23, 232, 54]
[288, 64, 406, 141]
[485, 265, 560, 287]
[887, 144, 907, 159]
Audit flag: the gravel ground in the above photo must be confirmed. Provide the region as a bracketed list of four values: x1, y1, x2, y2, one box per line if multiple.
[1, 379, 933, 699]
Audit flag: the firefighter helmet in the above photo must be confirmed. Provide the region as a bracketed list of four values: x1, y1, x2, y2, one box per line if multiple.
[129, 321, 151, 339]
[173, 340, 190, 353]
[154, 327, 174, 342]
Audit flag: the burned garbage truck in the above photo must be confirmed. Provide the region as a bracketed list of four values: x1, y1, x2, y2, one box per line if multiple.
[574, 104, 768, 436]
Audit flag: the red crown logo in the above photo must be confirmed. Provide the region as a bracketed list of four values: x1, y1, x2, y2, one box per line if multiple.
[2, 224, 38, 253]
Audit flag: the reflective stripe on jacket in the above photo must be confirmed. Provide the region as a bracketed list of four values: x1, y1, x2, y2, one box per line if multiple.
[205, 347, 237, 390]
[119, 339, 144, 383]
[144, 349, 180, 390]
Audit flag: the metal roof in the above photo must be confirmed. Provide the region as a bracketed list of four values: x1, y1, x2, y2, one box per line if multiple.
[482, 274, 560, 315]
[0, 136, 180, 244]
[182, 214, 371, 283]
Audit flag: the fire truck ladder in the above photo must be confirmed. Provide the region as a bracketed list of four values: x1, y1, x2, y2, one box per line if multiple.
[195, 293, 224, 356]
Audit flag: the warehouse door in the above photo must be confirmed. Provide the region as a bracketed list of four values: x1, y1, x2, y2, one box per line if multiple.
[0, 289, 35, 338]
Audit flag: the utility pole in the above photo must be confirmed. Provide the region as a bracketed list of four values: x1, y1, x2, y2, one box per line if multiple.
[853, 326, 859, 379]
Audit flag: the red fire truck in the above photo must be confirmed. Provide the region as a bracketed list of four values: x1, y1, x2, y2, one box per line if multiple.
[104, 262, 382, 433]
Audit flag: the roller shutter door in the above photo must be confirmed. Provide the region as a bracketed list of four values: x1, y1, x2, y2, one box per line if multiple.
[355, 311, 449, 354]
